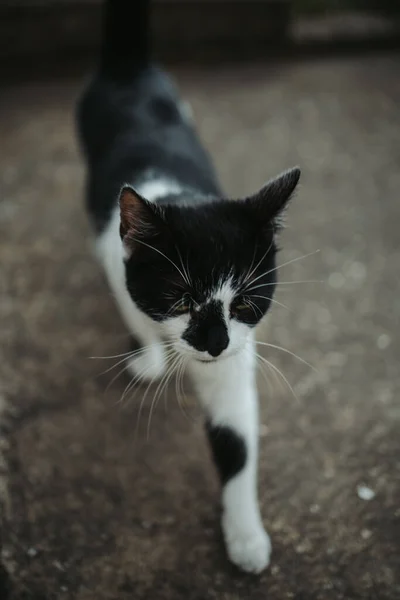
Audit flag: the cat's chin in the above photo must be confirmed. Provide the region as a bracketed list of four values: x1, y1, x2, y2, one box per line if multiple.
[191, 348, 240, 364]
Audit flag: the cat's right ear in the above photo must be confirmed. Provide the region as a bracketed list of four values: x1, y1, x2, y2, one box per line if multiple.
[119, 185, 162, 244]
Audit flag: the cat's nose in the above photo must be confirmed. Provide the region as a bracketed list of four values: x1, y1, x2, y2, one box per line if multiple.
[207, 326, 229, 357]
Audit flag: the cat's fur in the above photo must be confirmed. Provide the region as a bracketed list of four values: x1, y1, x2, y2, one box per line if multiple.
[76, 0, 300, 573]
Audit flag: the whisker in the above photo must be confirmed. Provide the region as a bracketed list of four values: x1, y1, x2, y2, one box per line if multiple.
[105, 360, 136, 394]
[131, 236, 189, 287]
[96, 341, 176, 377]
[122, 347, 176, 406]
[146, 353, 181, 440]
[166, 297, 186, 316]
[249, 294, 291, 311]
[175, 357, 195, 423]
[90, 349, 141, 360]
[254, 351, 300, 404]
[175, 245, 191, 287]
[244, 298, 263, 318]
[134, 351, 176, 437]
[244, 249, 320, 292]
[246, 279, 323, 293]
[247, 348, 274, 395]
[255, 341, 318, 372]
[118, 351, 170, 406]
[241, 240, 274, 288]
[97, 347, 146, 377]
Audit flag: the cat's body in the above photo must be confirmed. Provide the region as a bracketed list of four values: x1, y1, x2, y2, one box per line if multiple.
[77, 0, 300, 573]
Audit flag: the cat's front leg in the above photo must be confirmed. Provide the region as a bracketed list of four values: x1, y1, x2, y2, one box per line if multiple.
[190, 346, 271, 574]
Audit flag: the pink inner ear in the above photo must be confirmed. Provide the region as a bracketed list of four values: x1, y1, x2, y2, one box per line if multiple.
[120, 187, 141, 235]
[119, 186, 154, 241]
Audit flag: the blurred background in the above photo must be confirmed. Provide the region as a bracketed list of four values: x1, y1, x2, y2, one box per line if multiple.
[1, 2, 399, 599]
[1, 0, 400, 77]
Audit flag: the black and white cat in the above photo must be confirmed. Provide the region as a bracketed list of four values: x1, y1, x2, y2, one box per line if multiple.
[76, 0, 300, 574]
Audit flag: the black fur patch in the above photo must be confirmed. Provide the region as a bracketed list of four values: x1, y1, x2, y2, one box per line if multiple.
[182, 300, 229, 357]
[206, 422, 247, 485]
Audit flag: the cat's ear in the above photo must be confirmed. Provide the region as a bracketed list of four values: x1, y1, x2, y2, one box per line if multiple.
[248, 167, 301, 230]
[119, 185, 163, 243]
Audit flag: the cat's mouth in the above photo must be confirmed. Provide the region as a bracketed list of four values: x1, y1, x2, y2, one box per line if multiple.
[197, 357, 217, 363]
[195, 350, 237, 364]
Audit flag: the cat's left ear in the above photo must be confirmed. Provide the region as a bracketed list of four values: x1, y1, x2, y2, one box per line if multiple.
[248, 167, 301, 230]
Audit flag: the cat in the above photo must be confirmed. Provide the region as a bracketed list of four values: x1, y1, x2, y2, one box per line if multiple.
[76, 0, 300, 574]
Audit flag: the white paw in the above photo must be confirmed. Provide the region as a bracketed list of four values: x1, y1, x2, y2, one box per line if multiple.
[222, 515, 271, 574]
[127, 346, 166, 383]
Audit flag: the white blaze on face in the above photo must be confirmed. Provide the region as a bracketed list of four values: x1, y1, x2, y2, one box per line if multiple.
[212, 278, 251, 356]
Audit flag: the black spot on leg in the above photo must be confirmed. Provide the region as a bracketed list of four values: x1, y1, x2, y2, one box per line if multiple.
[206, 422, 247, 485]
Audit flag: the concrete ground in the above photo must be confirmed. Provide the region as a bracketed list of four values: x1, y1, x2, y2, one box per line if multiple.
[0, 55, 399, 600]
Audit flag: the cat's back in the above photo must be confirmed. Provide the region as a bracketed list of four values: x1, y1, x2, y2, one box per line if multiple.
[76, 66, 184, 164]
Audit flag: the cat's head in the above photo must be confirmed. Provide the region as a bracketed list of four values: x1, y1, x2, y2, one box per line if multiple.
[120, 168, 300, 362]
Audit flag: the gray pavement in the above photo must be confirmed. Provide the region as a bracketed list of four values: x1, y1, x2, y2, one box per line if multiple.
[0, 54, 399, 599]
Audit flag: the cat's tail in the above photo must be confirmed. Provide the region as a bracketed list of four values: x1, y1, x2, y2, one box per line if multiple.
[99, 0, 150, 79]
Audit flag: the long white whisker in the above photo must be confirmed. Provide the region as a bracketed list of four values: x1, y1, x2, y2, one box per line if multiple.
[255, 341, 318, 372]
[246, 279, 323, 293]
[246, 347, 274, 395]
[98, 342, 176, 378]
[249, 294, 291, 311]
[116, 359, 156, 407]
[241, 240, 274, 287]
[105, 360, 137, 394]
[90, 349, 140, 360]
[254, 351, 300, 404]
[244, 250, 320, 291]
[245, 298, 263, 318]
[121, 347, 176, 406]
[119, 348, 174, 406]
[175, 245, 191, 287]
[97, 347, 146, 377]
[166, 297, 188, 316]
[134, 350, 176, 437]
[256, 354, 281, 391]
[131, 236, 189, 287]
[176, 357, 194, 423]
[146, 353, 181, 440]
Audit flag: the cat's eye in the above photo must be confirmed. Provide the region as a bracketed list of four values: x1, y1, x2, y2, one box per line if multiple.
[230, 299, 249, 316]
[175, 302, 190, 314]
[234, 303, 248, 311]
[172, 295, 192, 314]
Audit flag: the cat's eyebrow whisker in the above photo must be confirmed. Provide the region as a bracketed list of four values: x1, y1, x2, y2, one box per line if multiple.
[255, 341, 318, 373]
[241, 240, 274, 288]
[131, 236, 189, 287]
[249, 294, 291, 311]
[254, 351, 300, 405]
[244, 249, 320, 292]
[246, 279, 324, 293]
[175, 245, 192, 288]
